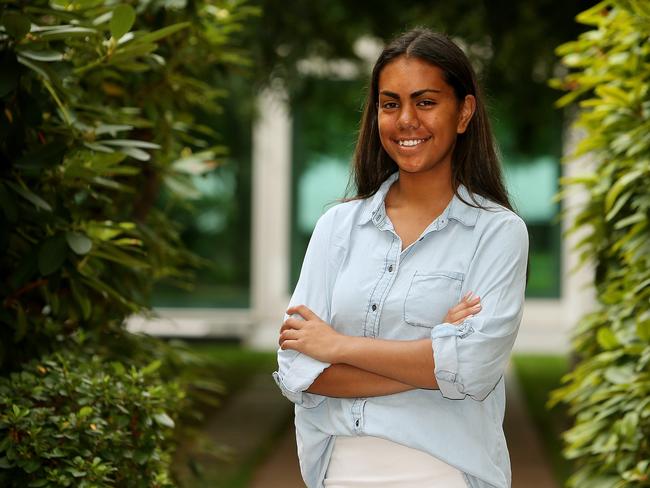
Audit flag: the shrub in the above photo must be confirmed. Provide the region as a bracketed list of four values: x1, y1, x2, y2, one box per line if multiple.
[550, 1, 650, 486]
[0, 346, 183, 487]
[0, 1, 255, 484]
[0, 0, 256, 370]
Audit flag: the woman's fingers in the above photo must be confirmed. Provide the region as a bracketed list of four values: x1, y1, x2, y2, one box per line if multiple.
[286, 304, 319, 321]
[280, 317, 306, 333]
[445, 292, 481, 324]
[279, 328, 301, 345]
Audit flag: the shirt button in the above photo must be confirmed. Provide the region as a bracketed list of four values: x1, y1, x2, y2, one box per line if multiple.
[355, 420, 359, 427]
[388, 265, 393, 272]
[371, 304, 377, 311]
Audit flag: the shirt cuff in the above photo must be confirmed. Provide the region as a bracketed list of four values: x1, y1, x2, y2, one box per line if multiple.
[430, 321, 475, 400]
[273, 353, 330, 408]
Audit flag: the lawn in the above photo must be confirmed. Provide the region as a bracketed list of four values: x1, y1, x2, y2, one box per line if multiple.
[512, 354, 573, 485]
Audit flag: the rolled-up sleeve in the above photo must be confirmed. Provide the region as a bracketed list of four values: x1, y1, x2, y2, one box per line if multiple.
[272, 208, 340, 408]
[431, 215, 529, 401]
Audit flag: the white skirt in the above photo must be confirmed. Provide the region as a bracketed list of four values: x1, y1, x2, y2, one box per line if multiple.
[324, 435, 467, 488]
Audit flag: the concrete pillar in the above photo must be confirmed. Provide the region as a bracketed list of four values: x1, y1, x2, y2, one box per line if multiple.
[561, 122, 598, 335]
[248, 86, 293, 350]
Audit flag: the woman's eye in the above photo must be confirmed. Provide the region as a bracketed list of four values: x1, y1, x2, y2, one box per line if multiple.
[418, 100, 436, 107]
[381, 102, 399, 110]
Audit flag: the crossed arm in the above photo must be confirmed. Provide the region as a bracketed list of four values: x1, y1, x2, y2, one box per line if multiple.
[279, 293, 481, 398]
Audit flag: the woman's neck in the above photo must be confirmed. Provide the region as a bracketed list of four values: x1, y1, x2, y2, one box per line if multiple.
[386, 168, 454, 214]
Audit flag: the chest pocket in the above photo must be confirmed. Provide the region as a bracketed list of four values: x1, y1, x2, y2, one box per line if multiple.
[403, 271, 464, 328]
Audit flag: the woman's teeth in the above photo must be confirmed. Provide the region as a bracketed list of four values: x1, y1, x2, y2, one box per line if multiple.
[397, 138, 427, 147]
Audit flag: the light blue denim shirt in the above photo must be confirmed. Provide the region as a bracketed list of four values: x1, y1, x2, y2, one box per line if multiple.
[273, 171, 529, 488]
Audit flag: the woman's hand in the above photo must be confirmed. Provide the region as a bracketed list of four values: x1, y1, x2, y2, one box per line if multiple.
[279, 305, 344, 363]
[444, 292, 481, 324]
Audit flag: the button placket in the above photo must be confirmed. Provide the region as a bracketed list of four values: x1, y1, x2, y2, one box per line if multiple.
[364, 236, 398, 337]
[372, 239, 400, 337]
[352, 399, 365, 433]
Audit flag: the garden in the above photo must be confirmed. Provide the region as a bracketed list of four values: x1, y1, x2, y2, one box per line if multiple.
[1, 0, 649, 486]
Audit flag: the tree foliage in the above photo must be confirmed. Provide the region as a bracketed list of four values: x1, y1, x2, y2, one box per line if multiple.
[0, 0, 255, 484]
[0, 0, 254, 367]
[550, 1, 650, 486]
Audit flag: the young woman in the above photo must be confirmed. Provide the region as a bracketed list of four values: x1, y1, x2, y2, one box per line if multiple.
[273, 28, 529, 488]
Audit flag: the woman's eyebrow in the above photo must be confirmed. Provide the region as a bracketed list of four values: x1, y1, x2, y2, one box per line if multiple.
[379, 88, 442, 99]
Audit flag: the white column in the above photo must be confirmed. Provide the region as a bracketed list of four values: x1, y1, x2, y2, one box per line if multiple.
[561, 120, 598, 336]
[247, 86, 293, 350]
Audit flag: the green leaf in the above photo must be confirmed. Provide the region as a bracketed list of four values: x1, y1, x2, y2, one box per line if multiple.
[127, 22, 190, 46]
[142, 360, 161, 375]
[1, 12, 31, 40]
[15, 49, 64, 63]
[100, 139, 160, 149]
[597, 327, 619, 350]
[23, 459, 40, 474]
[38, 235, 68, 276]
[604, 365, 635, 385]
[78, 406, 93, 418]
[36, 26, 97, 40]
[66, 232, 93, 255]
[607, 173, 643, 205]
[111, 361, 126, 375]
[50, 0, 105, 9]
[5, 181, 52, 212]
[637, 321, 650, 342]
[110, 4, 136, 40]
[113, 146, 151, 161]
[153, 412, 174, 428]
[605, 190, 632, 221]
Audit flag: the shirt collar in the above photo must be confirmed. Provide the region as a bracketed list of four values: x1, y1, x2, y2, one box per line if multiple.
[357, 172, 481, 228]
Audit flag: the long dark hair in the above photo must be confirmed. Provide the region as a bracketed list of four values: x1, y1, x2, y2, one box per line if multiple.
[349, 28, 513, 211]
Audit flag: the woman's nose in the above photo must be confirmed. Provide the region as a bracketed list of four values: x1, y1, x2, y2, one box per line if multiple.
[396, 105, 420, 130]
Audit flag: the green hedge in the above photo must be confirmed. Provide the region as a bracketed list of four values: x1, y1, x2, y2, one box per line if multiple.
[0, 0, 255, 485]
[0, 0, 255, 370]
[0, 347, 183, 487]
[550, 1, 650, 486]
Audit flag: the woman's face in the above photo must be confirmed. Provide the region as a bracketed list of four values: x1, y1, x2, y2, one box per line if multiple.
[377, 56, 475, 177]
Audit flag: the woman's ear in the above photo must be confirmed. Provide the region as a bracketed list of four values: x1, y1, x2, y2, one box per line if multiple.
[457, 95, 476, 134]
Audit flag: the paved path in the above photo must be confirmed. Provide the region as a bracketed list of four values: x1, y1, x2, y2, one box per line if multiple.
[504, 366, 558, 488]
[248, 364, 559, 488]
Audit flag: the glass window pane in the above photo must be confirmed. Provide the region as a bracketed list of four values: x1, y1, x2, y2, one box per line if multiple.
[152, 77, 252, 308]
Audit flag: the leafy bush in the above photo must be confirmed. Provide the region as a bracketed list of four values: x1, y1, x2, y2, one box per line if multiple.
[0, 0, 255, 370]
[550, 1, 650, 486]
[0, 345, 183, 487]
[0, 0, 255, 485]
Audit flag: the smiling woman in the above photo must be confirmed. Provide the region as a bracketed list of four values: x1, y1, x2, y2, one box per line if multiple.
[274, 28, 529, 488]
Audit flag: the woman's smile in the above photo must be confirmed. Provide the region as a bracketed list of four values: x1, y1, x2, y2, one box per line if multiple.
[394, 136, 432, 148]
